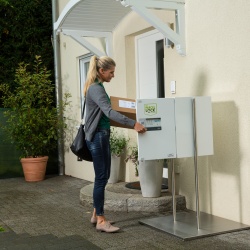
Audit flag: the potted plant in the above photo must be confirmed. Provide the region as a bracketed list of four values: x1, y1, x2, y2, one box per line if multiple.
[125, 143, 164, 198]
[138, 159, 164, 198]
[125, 145, 139, 177]
[108, 128, 128, 183]
[0, 56, 71, 182]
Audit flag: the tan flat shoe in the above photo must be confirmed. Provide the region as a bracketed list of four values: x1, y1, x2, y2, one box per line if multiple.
[96, 221, 120, 233]
[90, 217, 114, 224]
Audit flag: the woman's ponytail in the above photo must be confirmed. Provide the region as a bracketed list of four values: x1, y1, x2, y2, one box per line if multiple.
[83, 55, 116, 96]
[83, 55, 98, 96]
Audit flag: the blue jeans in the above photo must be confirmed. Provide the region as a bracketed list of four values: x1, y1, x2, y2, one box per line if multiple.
[86, 129, 111, 216]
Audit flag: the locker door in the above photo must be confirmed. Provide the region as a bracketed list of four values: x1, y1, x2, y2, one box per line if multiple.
[175, 97, 194, 158]
[175, 96, 214, 158]
[195, 96, 214, 156]
[137, 98, 176, 161]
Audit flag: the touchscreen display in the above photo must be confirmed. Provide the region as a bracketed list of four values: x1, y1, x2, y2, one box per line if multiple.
[139, 118, 161, 131]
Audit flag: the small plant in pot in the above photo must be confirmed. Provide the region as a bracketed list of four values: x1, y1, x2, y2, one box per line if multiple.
[0, 56, 71, 182]
[110, 128, 128, 157]
[108, 128, 128, 183]
[125, 145, 139, 177]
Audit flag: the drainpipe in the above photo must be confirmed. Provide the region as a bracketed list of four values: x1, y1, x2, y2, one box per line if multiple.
[52, 0, 65, 175]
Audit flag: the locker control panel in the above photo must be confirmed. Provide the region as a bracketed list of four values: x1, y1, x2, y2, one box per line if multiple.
[139, 118, 162, 131]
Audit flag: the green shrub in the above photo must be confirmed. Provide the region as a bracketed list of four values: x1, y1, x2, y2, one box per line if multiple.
[0, 0, 53, 91]
[0, 56, 71, 158]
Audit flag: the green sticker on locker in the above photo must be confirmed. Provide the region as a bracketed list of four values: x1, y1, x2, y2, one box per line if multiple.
[144, 103, 157, 116]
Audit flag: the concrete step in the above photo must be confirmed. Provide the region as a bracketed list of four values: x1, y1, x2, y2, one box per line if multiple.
[80, 182, 186, 213]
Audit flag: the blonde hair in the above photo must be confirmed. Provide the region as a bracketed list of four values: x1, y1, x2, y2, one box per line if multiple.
[83, 55, 116, 96]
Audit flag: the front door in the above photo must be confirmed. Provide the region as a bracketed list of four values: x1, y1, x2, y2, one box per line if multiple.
[135, 30, 165, 99]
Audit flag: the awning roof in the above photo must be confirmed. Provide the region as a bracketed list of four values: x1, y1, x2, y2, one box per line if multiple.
[54, 0, 186, 56]
[54, 0, 132, 33]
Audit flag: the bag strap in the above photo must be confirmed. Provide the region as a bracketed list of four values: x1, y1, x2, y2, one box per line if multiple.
[81, 100, 86, 120]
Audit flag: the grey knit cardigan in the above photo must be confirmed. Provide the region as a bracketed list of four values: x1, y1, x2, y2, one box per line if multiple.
[85, 83, 136, 141]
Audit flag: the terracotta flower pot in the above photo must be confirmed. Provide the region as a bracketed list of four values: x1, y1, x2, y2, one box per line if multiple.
[20, 156, 48, 182]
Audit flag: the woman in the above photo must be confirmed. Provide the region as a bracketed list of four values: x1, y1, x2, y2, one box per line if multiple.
[84, 55, 146, 233]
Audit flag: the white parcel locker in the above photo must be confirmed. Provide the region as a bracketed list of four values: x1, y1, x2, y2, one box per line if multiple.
[137, 97, 214, 161]
[136, 98, 176, 161]
[138, 97, 247, 241]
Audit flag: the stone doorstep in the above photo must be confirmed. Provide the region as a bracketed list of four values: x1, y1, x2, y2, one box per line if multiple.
[80, 183, 186, 213]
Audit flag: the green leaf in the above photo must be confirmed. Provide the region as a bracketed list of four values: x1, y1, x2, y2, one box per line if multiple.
[0, 57, 71, 158]
[110, 128, 128, 157]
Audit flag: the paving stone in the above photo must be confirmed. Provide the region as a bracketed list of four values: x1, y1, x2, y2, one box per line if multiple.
[0, 175, 250, 250]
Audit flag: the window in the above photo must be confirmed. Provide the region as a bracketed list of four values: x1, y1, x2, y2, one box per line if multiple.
[79, 53, 92, 116]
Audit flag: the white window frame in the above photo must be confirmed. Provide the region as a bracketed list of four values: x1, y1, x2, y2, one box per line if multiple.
[79, 53, 93, 117]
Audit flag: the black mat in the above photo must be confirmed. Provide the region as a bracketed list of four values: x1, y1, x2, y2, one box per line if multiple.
[125, 181, 168, 190]
[0, 232, 102, 250]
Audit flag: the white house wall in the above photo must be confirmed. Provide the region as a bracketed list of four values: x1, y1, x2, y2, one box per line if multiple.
[59, 34, 94, 181]
[164, 0, 250, 225]
[58, 0, 69, 13]
[58, 0, 250, 224]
